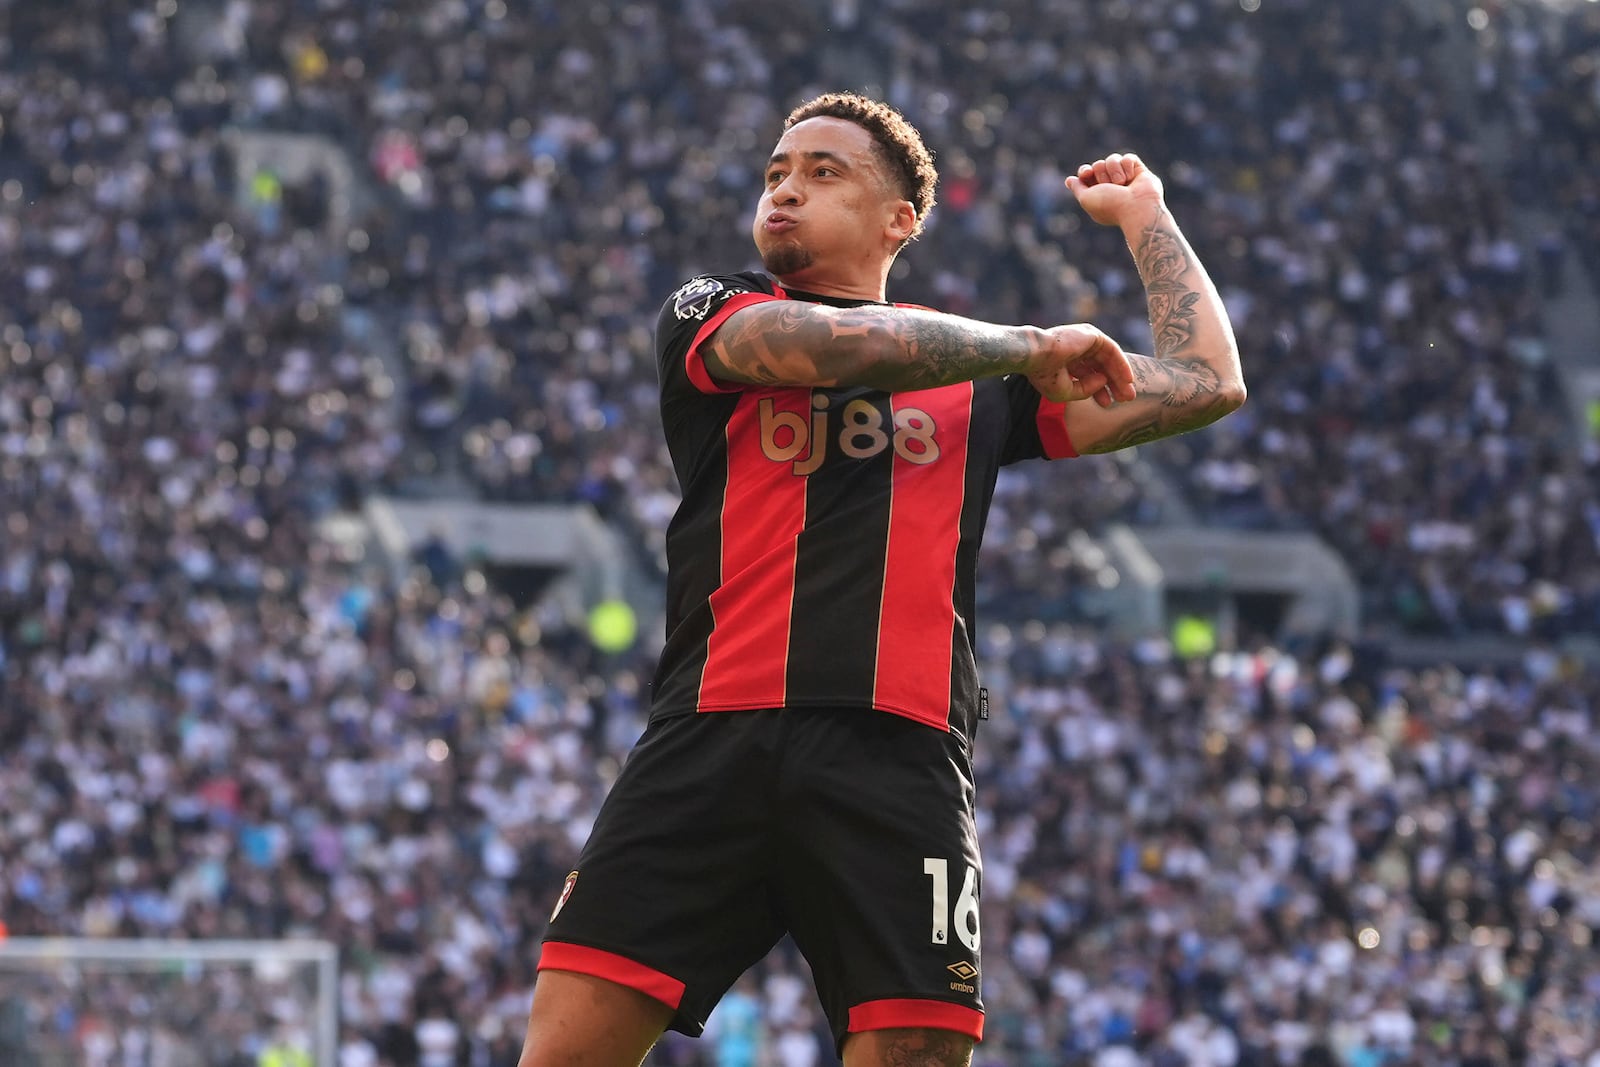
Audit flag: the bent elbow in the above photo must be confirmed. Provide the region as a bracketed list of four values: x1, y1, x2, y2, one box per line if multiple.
[1221, 380, 1247, 414]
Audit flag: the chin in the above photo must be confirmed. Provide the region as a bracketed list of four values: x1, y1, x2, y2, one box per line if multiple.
[760, 243, 816, 277]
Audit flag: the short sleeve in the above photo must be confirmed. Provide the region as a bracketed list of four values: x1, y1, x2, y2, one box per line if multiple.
[655, 273, 782, 398]
[998, 374, 1079, 466]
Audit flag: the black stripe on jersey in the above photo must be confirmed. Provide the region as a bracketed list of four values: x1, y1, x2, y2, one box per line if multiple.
[650, 419, 733, 712]
[785, 389, 895, 707]
[947, 406, 992, 742]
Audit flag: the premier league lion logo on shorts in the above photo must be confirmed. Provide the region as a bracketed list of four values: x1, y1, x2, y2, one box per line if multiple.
[671, 277, 726, 321]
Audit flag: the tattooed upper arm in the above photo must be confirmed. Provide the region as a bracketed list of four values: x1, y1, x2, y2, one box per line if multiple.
[1065, 352, 1238, 453]
[700, 302, 872, 388]
[701, 301, 1044, 393]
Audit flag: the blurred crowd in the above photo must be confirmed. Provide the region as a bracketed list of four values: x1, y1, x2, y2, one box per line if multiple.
[2, 1, 1599, 1065]
[205, 0, 1600, 637]
[1473, 0, 1600, 297]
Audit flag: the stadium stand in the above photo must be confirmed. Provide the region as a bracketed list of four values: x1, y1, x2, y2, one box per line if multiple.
[1, 1, 1598, 1064]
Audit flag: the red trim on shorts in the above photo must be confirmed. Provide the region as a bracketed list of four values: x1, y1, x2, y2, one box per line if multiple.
[537, 942, 686, 1010]
[685, 292, 783, 394]
[847, 998, 985, 1039]
[1034, 398, 1078, 459]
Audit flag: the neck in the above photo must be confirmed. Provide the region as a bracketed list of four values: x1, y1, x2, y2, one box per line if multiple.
[779, 278, 885, 302]
[775, 260, 893, 303]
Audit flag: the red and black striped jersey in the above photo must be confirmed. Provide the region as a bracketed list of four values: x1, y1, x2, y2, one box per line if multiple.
[650, 272, 1078, 744]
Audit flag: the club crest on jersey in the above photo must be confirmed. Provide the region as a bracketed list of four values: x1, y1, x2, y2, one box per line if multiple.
[550, 870, 579, 923]
[671, 277, 726, 321]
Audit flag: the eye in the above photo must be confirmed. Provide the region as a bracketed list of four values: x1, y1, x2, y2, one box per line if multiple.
[814, 167, 836, 178]
[766, 170, 785, 185]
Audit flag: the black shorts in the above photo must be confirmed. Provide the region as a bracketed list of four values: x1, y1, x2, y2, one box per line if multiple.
[539, 707, 985, 1050]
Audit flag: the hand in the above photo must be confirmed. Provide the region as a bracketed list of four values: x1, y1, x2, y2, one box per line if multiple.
[1065, 153, 1164, 228]
[1029, 324, 1136, 407]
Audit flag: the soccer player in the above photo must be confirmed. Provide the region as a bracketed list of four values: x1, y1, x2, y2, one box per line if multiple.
[520, 93, 1244, 1067]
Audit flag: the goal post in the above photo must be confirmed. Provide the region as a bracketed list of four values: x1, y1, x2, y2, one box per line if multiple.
[0, 938, 338, 1066]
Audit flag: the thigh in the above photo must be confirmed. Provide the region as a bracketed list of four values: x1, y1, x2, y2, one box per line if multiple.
[842, 1028, 974, 1067]
[518, 970, 672, 1067]
[774, 710, 985, 1054]
[540, 712, 786, 1038]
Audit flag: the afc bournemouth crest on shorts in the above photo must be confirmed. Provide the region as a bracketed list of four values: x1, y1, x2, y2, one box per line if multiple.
[550, 871, 579, 923]
[671, 277, 725, 321]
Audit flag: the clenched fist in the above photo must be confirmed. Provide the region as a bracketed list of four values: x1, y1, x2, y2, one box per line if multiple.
[1066, 153, 1165, 228]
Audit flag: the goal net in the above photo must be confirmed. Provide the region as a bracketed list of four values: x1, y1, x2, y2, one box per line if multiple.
[0, 938, 337, 1067]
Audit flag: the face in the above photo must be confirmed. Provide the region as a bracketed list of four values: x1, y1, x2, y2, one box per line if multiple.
[752, 116, 913, 285]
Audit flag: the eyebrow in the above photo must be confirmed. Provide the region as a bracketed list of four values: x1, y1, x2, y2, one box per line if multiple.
[766, 150, 853, 171]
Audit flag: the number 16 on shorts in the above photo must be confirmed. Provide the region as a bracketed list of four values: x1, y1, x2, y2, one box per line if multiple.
[924, 858, 980, 951]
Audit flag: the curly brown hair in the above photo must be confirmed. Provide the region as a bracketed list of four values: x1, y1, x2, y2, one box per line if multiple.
[784, 92, 938, 245]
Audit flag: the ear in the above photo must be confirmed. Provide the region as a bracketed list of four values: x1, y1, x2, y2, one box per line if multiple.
[885, 199, 917, 246]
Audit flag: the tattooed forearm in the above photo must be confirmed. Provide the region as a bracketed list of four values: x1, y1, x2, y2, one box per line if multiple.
[1133, 210, 1201, 360]
[1069, 204, 1245, 453]
[884, 315, 1032, 391]
[1148, 289, 1200, 354]
[1133, 216, 1188, 290]
[702, 301, 1041, 391]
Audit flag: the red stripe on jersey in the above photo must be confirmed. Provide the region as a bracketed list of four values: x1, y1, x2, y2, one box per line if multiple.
[684, 292, 783, 395]
[1034, 398, 1078, 459]
[698, 390, 808, 709]
[537, 942, 686, 1009]
[847, 998, 985, 1039]
[872, 384, 972, 729]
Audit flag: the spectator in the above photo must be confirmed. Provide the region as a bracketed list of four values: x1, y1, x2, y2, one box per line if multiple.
[3, 2, 1599, 1066]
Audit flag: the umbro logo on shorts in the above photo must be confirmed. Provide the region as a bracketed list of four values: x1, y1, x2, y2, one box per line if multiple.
[946, 961, 978, 982]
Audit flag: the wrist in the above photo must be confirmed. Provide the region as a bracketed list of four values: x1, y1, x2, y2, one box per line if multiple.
[1015, 325, 1051, 376]
[1116, 198, 1169, 236]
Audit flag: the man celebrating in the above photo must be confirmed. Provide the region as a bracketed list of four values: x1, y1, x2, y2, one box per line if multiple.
[521, 92, 1244, 1067]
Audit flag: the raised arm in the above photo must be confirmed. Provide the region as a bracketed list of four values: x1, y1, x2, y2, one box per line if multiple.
[1058, 155, 1246, 453]
[701, 301, 1137, 406]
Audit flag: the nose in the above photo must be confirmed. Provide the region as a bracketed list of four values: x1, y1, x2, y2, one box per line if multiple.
[771, 172, 802, 205]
